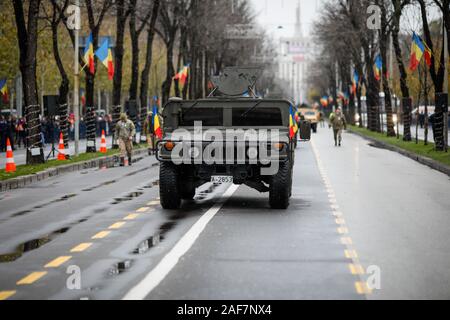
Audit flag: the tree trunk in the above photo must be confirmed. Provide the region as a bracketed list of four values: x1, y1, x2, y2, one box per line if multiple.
[112, 0, 128, 147]
[51, 20, 70, 149]
[12, 0, 44, 164]
[129, 1, 140, 106]
[392, 1, 411, 141]
[162, 39, 175, 105]
[379, 1, 396, 137]
[419, 0, 446, 150]
[140, 0, 160, 132]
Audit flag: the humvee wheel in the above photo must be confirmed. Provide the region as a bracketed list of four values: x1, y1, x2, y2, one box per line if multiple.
[160, 162, 181, 209]
[269, 161, 291, 209]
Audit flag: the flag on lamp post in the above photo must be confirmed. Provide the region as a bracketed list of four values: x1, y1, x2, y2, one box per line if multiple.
[0, 79, 8, 104]
[374, 55, 383, 81]
[95, 38, 115, 80]
[83, 33, 95, 75]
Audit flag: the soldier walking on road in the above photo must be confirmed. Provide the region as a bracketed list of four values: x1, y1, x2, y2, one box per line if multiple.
[329, 108, 347, 147]
[115, 113, 136, 166]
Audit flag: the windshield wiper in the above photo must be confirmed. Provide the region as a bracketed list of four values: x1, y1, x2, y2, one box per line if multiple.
[240, 100, 263, 118]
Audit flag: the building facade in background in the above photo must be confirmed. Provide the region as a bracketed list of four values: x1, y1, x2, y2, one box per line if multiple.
[277, 1, 311, 105]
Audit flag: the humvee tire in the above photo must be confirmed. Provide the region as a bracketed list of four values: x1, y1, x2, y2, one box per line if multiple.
[269, 161, 291, 209]
[160, 162, 181, 209]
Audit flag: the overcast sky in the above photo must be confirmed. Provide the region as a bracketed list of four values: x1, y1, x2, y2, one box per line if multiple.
[249, 0, 324, 38]
[249, 0, 443, 39]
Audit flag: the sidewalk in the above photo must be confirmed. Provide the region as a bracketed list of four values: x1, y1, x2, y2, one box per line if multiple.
[383, 123, 450, 146]
[0, 137, 114, 167]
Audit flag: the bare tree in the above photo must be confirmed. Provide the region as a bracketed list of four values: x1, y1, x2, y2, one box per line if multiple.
[12, 0, 44, 164]
[139, 0, 160, 130]
[46, 0, 70, 149]
[112, 0, 130, 148]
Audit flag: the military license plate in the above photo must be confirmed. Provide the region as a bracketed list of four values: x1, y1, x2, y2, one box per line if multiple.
[211, 176, 233, 184]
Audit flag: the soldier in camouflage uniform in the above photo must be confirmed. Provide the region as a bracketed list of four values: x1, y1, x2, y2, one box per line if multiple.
[115, 113, 136, 166]
[329, 108, 347, 147]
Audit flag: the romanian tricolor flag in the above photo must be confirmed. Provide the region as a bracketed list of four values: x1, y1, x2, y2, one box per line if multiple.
[410, 32, 432, 71]
[152, 104, 162, 139]
[95, 38, 115, 80]
[374, 55, 382, 81]
[83, 33, 95, 75]
[0, 79, 8, 104]
[173, 65, 189, 86]
[80, 89, 86, 107]
[352, 71, 359, 96]
[320, 96, 328, 107]
[289, 106, 298, 139]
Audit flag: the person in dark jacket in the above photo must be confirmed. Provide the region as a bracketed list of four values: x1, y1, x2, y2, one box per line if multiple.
[0, 115, 7, 152]
[5, 115, 15, 150]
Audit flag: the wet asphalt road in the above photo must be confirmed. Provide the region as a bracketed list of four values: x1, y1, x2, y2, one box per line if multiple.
[0, 128, 450, 300]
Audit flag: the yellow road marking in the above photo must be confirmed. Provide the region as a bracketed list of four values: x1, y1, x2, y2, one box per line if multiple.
[45, 256, 72, 268]
[92, 231, 111, 239]
[341, 237, 353, 245]
[345, 250, 358, 259]
[337, 227, 349, 234]
[136, 207, 150, 213]
[70, 243, 93, 252]
[335, 218, 345, 225]
[17, 271, 47, 285]
[147, 200, 160, 206]
[109, 222, 126, 229]
[349, 264, 365, 275]
[355, 281, 373, 295]
[0, 291, 16, 300]
[124, 213, 140, 220]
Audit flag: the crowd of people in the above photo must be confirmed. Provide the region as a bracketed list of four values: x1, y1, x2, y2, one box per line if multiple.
[0, 114, 27, 152]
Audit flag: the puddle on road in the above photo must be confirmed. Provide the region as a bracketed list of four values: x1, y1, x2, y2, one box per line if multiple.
[82, 180, 117, 192]
[111, 191, 144, 205]
[108, 260, 134, 276]
[132, 234, 161, 255]
[0, 218, 88, 263]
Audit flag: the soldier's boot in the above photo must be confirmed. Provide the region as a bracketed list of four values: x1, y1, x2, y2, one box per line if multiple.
[120, 157, 125, 167]
[128, 156, 132, 166]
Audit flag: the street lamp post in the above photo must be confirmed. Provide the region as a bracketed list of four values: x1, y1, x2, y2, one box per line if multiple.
[443, 21, 448, 152]
[67, 1, 81, 157]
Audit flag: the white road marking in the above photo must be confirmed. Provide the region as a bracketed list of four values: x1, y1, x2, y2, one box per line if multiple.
[122, 184, 239, 300]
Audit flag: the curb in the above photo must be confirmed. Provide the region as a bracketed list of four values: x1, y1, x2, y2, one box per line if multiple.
[0, 147, 151, 193]
[348, 129, 450, 177]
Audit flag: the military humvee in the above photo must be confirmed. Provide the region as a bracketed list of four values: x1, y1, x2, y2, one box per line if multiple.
[156, 67, 311, 210]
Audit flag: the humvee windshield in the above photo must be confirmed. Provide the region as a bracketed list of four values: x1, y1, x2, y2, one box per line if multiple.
[180, 107, 224, 127]
[178, 106, 283, 127]
[232, 108, 282, 126]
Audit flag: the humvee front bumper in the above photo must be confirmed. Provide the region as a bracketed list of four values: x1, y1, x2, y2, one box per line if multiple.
[156, 140, 290, 164]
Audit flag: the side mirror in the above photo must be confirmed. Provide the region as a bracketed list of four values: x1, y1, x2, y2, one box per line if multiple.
[299, 120, 311, 141]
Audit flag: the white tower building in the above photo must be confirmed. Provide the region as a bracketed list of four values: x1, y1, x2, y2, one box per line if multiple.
[277, 1, 311, 104]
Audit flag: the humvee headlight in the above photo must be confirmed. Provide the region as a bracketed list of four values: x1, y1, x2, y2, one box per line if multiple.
[273, 143, 284, 151]
[164, 141, 175, 151]
[188, 146, 201, 158]
[247, 147, 258, 160]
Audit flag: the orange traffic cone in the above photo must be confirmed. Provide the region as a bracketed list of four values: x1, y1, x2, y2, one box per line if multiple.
[5, 138, 16, 173]
[100, 130, 107, 154]
[57, 133, 66, 161]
